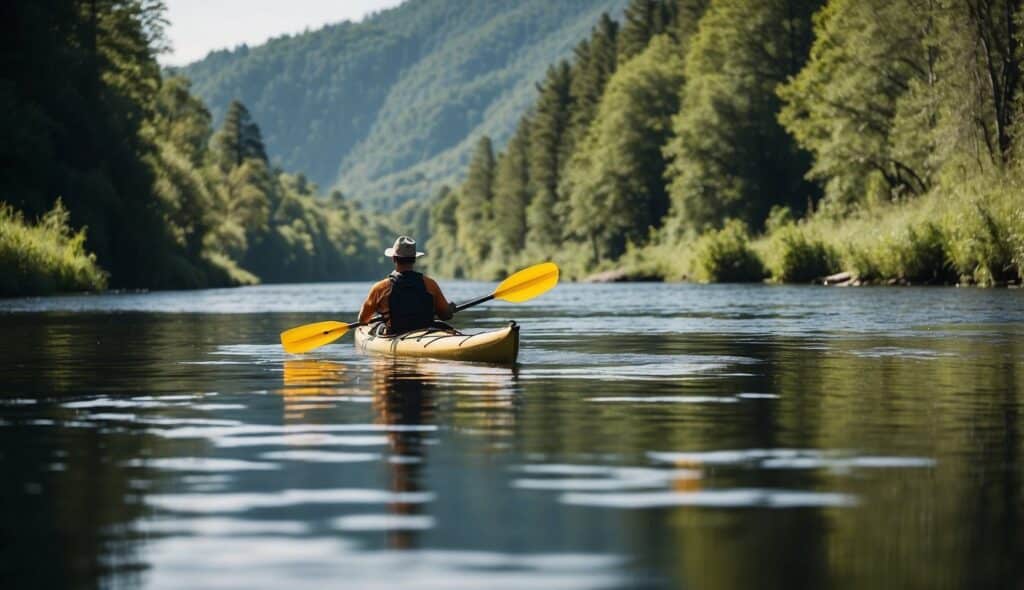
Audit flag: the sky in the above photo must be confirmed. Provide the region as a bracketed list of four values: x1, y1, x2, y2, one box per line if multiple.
[160, 0, 407, 66]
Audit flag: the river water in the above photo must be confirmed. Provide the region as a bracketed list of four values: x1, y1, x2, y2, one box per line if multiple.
[1, 282, 1022, 589]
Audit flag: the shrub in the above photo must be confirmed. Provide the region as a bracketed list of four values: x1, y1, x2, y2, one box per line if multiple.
[892, 222, 954, 283]
[945, 199, 1017, 286]
[692, 220, 766, 282]
[766, 225, 839, 283]
[1010, 206, 1024, 281]
[0, 200, 108, 296]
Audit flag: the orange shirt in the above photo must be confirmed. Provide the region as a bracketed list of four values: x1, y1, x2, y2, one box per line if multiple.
[359, 274, 452, 326]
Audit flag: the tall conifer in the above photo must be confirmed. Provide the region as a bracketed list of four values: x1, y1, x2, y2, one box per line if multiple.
[569, 14, 619, 145]
[455, 136, 496, 261]
[526, 62, 574, 250]
[492, 117, 532, 255]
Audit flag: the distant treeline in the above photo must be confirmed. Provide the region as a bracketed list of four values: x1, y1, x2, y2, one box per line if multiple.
[428, 0, 1024, 286]
[1, 0, 390, 296]
[179, 0, 629, 208]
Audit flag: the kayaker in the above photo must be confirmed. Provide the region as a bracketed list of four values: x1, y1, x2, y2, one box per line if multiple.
[359, 236, 455, 334]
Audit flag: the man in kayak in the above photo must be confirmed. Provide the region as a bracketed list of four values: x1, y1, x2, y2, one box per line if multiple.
[359, 236, 455, 334]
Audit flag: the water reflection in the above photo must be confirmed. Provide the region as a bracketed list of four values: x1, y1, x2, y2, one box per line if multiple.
[281, 359, 353, 419]
[0, 285, 1022, 589]
[370, 358, 436, 549]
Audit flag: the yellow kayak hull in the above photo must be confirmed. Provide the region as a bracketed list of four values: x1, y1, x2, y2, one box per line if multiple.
[354, 323, 520, 364]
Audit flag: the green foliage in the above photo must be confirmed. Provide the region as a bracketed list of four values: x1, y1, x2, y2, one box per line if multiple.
[526, 62, 575, 252]
[943, 188, 1021, 286]
[0, 200, 108, 296]
[764, 225, 838, 283]
[211, 100, 268, 171]
[664, 0, 821, 234]
[568, 14, 619, 146]
[180, 0, 630, 206]
[563, 35, 684, 262]
[492, 120, 532, 253]
[0, 1, 393, 295]
[424, 185, 463, 278]
[742, 173, 1022, 286]
[692, 220, 766, 283]
[777, 0, 936, 209]
[932, 0, 1023, 172]
[880, 223, 952, 284]
[455, 136, 496, 261]
[618, 0, 677, 62]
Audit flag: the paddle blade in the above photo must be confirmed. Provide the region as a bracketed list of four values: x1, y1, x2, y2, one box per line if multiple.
[493, 262, 560, 303]
[280, 321, 350, 354]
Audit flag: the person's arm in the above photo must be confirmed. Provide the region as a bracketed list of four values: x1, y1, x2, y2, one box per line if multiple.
[359, 282, 383, 324]
[424, 277, 454, 320]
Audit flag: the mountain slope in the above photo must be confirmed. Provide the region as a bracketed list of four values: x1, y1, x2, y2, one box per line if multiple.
[178, 0, 628, 207]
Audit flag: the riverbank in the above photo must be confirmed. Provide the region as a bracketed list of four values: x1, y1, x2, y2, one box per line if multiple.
[0, 201, 107, 297]
[612, 178, 1023, 288]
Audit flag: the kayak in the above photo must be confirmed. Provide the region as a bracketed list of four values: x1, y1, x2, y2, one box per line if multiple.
[354, 322, 519, 364]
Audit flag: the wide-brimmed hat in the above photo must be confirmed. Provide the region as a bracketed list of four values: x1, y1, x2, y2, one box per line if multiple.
[384, 235, 425, 258]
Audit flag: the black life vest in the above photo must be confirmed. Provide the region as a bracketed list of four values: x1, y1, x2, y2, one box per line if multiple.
[387, 270, 435, 334]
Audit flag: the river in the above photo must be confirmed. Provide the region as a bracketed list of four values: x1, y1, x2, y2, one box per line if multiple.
[1, 282, 1022, 589]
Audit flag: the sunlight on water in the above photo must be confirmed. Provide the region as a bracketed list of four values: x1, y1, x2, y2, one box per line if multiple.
[0, 282, 1022, 589]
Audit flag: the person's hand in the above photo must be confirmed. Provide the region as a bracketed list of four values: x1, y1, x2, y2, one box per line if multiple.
[447, 300, 456, 317]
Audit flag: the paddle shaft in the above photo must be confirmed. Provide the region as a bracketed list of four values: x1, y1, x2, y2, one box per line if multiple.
[453, 293, 494, 314]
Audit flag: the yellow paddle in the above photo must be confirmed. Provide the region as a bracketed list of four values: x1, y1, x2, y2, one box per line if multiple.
[280, 262, 560, 354]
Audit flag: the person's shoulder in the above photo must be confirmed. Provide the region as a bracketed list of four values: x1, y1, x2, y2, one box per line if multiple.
[369, 278, 391, 292]
[422, 275, 442, 288]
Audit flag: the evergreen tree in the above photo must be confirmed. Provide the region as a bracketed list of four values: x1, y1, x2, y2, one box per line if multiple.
[211, 100, 269, 171]
[526, 62, 574, 251]
[569, 13, 619, 145]
[426, 185, 462, 277]
[492, 117, 532, 255]
[618, 0, 675, 63]
[667, 0, 710, 48]
[664, 0, 821, 233]
[209, 100, 274, 259]
[455, 136, 496, 261]
[564, 35, 684, 262]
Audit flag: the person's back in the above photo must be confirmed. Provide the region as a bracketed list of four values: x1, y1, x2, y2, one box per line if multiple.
[359, 236, 453, 334]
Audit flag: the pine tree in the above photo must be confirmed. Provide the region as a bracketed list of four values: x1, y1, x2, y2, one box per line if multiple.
[526, 62, 574, 251]
[212, 100, 269, 171]
[455, 136, 496, 261]
[564, 35, 684, 262]
[492, 117, 532, 256]
[427, 185, 462, 277]
[569, 13, 619, 146]
[618, 0, 675, 63]
[667, 0, 710, 48]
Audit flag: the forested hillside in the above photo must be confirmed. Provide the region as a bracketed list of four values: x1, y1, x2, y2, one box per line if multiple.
[1, 0, 390, 296]
[179, 0, 630, 207]
[430, 0, 1024, 287]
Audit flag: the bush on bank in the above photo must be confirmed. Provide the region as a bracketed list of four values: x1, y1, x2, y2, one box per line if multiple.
[691, 220, 766, 283]
[763, 225, 838, 283]
[625, 171, 1022, 287]
[0, 200, 108, 296]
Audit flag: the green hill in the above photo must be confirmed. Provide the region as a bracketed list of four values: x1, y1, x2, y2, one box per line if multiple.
[177, 0, 628, 207]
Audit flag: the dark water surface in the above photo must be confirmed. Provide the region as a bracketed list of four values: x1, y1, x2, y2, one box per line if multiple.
[1, 282, 1022, 589]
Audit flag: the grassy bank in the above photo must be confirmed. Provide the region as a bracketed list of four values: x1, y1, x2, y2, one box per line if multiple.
[618, 175, 1024, 287]
[0, 201, 108, 296]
